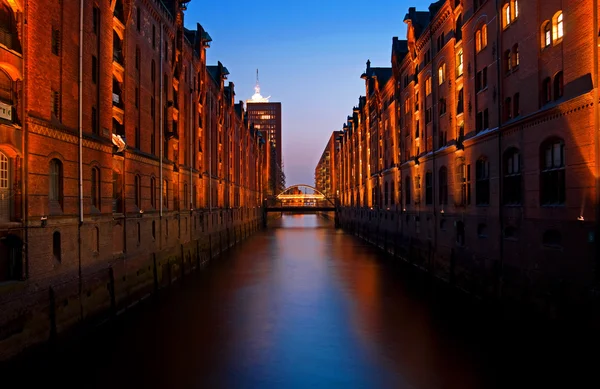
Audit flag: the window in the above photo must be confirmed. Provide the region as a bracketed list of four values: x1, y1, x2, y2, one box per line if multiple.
[456, 221, 465, 246]
[91, 167, 100, 210]
[415, 90, 419, 111]
[514, 0, 519, 18]
[152, 25, 156, 49]
[553, 12, 564, 42]
[475, 24, 487, 52]
[456, 162, 471, 206]
[384, 182, 389, 207]
[438, 63, 446, 85]
[51, 28, 60, 55]
[503, 3, 512, 28]
[503, 148, 521, 205]
[426, 107, 432, 124]
[478, 223, 488, 238]
[49, 159, 63, 207]
[542, 21, 552, 48]
[542, 77, 552, 104]
[426, 76, 432, 95]
[93, 6, 100, 34]
[135, 46, 140, 70]
[504, 226, 518, 240]
[112, 170, 123, 213]
[504, 97, 512, 121]
[504, 50, 512, 73]
[513, 93, 520, 117]
[456, 50, 463, 76]
[150, 177, 156, 208]
[439, 166, 448, 205]
[554, 71, 563, 100]
[540, 139, 565, 205]
[92, 55, 98, 84]
[476, 108, 489, 133]
[437, 33, 445, 52]
[136, 7, 141, 31]
[476, 158, 490, 205]
[51, 90, 60, 119]
[457, 88, 464, 114]
[512, 44, 519, 68]
[91, 106, 98, 134]
[135, 175, 142, 208]
[425, 171, 433, 205]
[455, 15, 463, 42]
[53, 231, 61, 262]
[163, 179, 168, 208]
[0, 152, 8, 222]
[415, 119, 420, 138]
[476, 67, 488, 91]
[405, 176, 411, 205]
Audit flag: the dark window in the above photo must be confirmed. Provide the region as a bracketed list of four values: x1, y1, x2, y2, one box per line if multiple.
[439, 166, 448, 205]
[112, 170, 123, 213]
[477, 223, 488, 238]
[152, 25, 156, 49]
[51, 28, 60, 55]
[135, 46, 140, 70]
[542, 229, 562, 247]
[504, 97, 512, 121]
[540, 139, 565, 205]
[53, 231, 61, 262]
[92, 55, 98, 84]
[542, 77, 552, 104]
[476, 67, 488, 91]
[456, 221, 465, 246]
[457, 88, 464, 114]
[91, 167, 100, 210]
[134, 175, 141, 208]
[504, 226, 518, 240]
[135, 87, 139, 108]
[152, 221, 156, 240]
[49, 159, 63, 208]
[91, 106, 98, 134]
[455, 15, 463, 42]
[136, 7, 141, 31]
[425, 171, 433, 205]
[503, 148, 522, 205]
[554, 71, 563, 100]
[513, 93, 520, 117]
[439, 98, 447, 116]
[405, 176, 411, 205]
[150, 177, 156, 208]
[92, 6, 100, 35]
[456, 162, 471, 206]
[51, 90, 60, 120]
[426, 107, 432, 124]
[476, 158, 490, 205]
[135, 126, 140, 149]
[390, 181, 395, 205]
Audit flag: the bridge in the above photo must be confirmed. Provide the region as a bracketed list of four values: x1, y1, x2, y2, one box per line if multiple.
[263, 184, 339, 226]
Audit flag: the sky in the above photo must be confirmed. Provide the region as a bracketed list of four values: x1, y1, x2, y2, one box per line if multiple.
[184, 0, 419, 186]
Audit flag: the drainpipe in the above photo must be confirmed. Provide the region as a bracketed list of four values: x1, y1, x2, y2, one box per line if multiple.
[495, 0, 505, 299]
[159, 24, 164, 218]
[78, 0, 84, 314]
[593, 0, 599, 282]
[190, 65, 193, 212]
[22, 0, 29, 279]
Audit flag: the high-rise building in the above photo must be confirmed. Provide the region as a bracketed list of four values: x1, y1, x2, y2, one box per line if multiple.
[246, 70, 284, 197]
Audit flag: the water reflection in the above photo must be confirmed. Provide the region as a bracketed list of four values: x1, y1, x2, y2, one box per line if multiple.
[3, 215, 598, 388]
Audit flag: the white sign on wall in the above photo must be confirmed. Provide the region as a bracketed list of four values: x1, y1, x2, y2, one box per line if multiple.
[0, 102, 12, 121]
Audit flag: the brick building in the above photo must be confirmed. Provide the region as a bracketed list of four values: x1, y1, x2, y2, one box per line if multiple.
[330, 0, 600, 317]
[0, 0, 266, 359]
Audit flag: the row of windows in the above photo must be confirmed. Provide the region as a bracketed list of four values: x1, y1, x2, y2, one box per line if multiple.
[541, 11, 564, 49]
[402, 139, 565, 207]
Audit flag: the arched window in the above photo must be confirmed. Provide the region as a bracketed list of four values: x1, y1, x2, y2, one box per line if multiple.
[0, 151, 9, 222]
[455, 14, 463, 42]
[53, 231, 61, 262]
[0, 69, 13, 104]
[475, 24, 488, 53]
[540, 139, 565, 205]
[512, 44, 519, 68]
[425, 171, 433, 205]
[425, 76, 432, 95]
[553, 11, 564, 42]
[541, 21, 552, 48]
[438, 166, 448, 205]
[503, 3, 512, 28]
[438, 63, 446, 85]
[554, 71, 564, 100]
[0, 3, 19, 52]
[91, 167, 100, 211]
[503, 148, 522, 205]
[476, 157, 490, 205]
[49, 159, 63, 208]
[405, 176, 411, 205]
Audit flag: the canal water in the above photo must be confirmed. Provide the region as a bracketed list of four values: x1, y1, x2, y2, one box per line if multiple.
[2, 215, 599, 388]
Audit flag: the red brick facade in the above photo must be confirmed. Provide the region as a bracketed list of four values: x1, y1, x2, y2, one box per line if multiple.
[0, 0, 266, 359]
[331, 0, 600, 318]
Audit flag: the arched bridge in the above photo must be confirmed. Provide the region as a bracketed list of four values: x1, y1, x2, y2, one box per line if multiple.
[265, 184, 337, 214]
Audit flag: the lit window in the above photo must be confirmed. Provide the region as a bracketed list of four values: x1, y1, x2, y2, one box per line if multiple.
[542, 21, 551, 48]
[456, 50, 463, 76]
[438, 63, 446, 85]
[503, 3, 511, 28]
[475, 24, 487, 52]
[513, 0, 519, 18]
[556, 12, 564, 40]
[426, 76, 432, 95]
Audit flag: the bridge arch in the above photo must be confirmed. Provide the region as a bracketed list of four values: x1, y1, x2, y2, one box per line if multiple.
[276, 184, 334, 205]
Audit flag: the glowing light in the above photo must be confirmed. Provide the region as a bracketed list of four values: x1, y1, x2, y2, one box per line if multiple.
[247, 69, 271, 103]
[578, 216, 585, 221]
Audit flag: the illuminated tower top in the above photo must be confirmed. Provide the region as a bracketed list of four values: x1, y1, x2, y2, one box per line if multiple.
[247, 69, 271, 103]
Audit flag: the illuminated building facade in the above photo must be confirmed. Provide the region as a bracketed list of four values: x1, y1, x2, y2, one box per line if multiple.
[246, 75, 284, 198]
[330, 0, 600, 317]
[0, 0, 266, 359]
[315, 131, 341, 200]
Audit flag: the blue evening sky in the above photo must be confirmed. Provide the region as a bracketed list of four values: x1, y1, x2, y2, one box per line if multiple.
[184, 0, 418, 186]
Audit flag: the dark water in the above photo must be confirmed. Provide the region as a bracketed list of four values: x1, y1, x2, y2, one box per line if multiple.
[3, 215, 599, 388]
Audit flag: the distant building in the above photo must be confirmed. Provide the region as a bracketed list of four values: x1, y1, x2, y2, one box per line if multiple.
[315, 131, 342, 200]
[246, 71, 284, 198]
